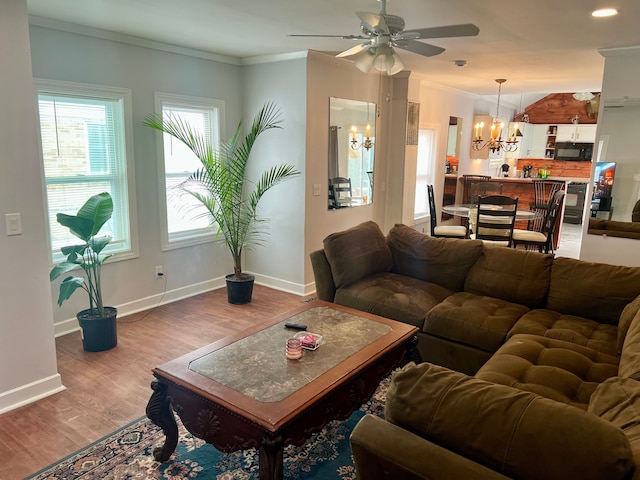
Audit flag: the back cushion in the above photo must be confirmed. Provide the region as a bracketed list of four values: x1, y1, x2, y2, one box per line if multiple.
[619, 308, 640, 379]
[617, 295, 640, 355]
[387, 224, 483, 291]
[588, 377, 640, 471]
[386, 362, 634, 480]
[464, 247, 553, 308]
[323, 221, 392, 289]
[547, 257, 640, 325]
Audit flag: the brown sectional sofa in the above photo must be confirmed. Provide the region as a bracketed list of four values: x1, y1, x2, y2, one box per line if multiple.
[310, 221, 640, 479]
[588, 217, 640, 239]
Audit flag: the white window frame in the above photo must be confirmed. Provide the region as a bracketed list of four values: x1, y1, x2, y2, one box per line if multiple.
[153, 92, 225, 250]
[35, 79, 139, 264]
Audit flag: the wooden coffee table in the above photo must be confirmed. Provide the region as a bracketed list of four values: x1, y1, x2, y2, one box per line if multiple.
[146, 300, 419, 480]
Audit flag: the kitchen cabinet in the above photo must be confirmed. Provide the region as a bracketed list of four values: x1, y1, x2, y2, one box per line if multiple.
[526, 124, 552, 158]
[545, 125, 557, 159]
[556, 124, 597, 143]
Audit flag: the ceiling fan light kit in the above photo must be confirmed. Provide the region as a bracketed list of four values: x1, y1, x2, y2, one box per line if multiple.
[290, 0, 479, 76]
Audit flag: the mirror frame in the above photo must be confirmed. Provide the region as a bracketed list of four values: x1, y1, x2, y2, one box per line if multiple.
[328, 97, 376, 210]
[587, 99, 640, 238]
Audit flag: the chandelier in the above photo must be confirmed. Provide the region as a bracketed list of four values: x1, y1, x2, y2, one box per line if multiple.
[472, 79, 519, 153]
[350, 102, 375, 150]
[350, 124, 374, 150]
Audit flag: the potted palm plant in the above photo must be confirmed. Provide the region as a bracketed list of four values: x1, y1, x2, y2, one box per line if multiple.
[49, 192, 118, 351]
[144, 102, 299, 304]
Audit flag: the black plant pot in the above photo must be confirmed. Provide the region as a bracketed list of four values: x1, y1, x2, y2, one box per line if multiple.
[77, 307, 118, 352]
[225, 274, 255, 304]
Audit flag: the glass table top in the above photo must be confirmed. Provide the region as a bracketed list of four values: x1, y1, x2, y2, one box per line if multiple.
[188, 306, 392, 403]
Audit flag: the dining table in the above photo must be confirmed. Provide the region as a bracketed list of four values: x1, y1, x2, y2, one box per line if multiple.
[442, 204, 542, 222]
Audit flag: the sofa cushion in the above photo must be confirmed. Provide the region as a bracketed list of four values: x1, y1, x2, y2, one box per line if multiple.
[619, 295, 640, 355]
[386, 224, 483, 291]
[424, 292, 529, 353]
[547, 257, 640, 325]
[334, 272, 454, 328]
[508, 309, 618, 357]
[620, 308, 640, 380]
[476, 334, 619, 409]
[385, 362, 634, 480]
[323, 221, 392, 289]
[463, 247, 553, 308]
[589, 376, 640, 473]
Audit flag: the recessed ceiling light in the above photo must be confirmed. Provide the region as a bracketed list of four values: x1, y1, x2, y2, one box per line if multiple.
[592, 8, 620, 17]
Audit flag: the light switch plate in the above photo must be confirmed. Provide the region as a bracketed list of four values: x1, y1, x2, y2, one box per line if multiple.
[5, 213, 22, 236]
[312, 183, 321, 196]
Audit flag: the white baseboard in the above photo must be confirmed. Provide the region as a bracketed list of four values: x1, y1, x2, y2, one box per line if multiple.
[54, 277, 225, 337]
[0, 374, 66, 415]
[53, 275, 313, 337]
[252, 272, 307, 296]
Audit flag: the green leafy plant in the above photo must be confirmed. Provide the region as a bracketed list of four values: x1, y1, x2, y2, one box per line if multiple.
[144, 102, 299, 279]
[49, 192, 114, 318]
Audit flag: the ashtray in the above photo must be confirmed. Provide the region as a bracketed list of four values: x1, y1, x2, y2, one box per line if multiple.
[294, 331, 322, 350]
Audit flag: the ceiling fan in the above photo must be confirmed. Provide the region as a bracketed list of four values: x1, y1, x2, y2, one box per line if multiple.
[289, 0, 479, 75]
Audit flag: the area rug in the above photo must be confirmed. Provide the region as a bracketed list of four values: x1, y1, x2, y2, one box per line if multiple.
[27, 376, 390, 480]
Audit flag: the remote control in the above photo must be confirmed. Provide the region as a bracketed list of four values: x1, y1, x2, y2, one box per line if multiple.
[285, 323, 307, 331]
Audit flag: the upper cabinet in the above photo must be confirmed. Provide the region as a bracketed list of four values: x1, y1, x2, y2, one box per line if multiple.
[522, 124, 552, 158]
[519, 123, 598, 158]
[556, 124, 597, 143]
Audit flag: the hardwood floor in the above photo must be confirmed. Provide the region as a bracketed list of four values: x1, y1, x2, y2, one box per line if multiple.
[0, 285, 312, 480]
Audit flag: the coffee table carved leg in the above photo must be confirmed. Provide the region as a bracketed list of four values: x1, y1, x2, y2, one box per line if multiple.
[146, 380, 179, 462]
[407, 335, 422, 364]
[259, 435, 284, 480]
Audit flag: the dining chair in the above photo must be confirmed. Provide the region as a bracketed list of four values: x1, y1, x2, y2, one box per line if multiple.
[329, 177, 352, 209]
[427, 185, 468, 239]
[470, 181, 503, 204]
[528, 179, 566, 232]
[513, 190, 565, 254]
[473, 195, 518, 247]
[462, 175, 491, 203]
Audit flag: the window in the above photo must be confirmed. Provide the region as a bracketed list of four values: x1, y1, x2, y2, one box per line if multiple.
[415, 128, 437, 219]
[36, 80, 137, 262]
[154, 93, 225, 248]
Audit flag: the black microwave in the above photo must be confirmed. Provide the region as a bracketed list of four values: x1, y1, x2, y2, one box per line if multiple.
[554, 142, 593, 161]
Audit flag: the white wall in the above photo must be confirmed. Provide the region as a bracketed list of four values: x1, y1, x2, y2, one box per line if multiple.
[304, 52, 394, 286]
[581, 46, 640, 266]
[0, 1, 63, 414]
[414, 78, 478, 220]
[241, 57, 308, 293]
[29, 25, 245, 328]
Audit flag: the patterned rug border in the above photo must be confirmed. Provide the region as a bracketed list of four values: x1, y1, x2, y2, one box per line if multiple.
[25, 416, 151, 479]
[26, 375, 391, 479]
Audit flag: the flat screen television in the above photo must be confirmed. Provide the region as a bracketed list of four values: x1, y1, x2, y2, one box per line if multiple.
[594, 162, 615, 199]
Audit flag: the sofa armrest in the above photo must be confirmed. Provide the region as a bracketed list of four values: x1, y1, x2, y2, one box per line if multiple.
[350, 414, 511, 480]
[310, 249, 335, 301]
[386, 362, 635, 480]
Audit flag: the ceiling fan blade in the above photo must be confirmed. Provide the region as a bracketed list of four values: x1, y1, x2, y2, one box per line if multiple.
[356, 11, 389, 34]
[288, 34, 369, 40]
[336, 43, 370, 58]
[405, 23, 480, 39]
[396, 40, 445, 57]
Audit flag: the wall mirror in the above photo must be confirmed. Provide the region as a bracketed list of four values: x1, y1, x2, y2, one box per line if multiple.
[328, 97, 375, 210]
[442, 116, 462, 220]
[588, 99, 640, 237]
